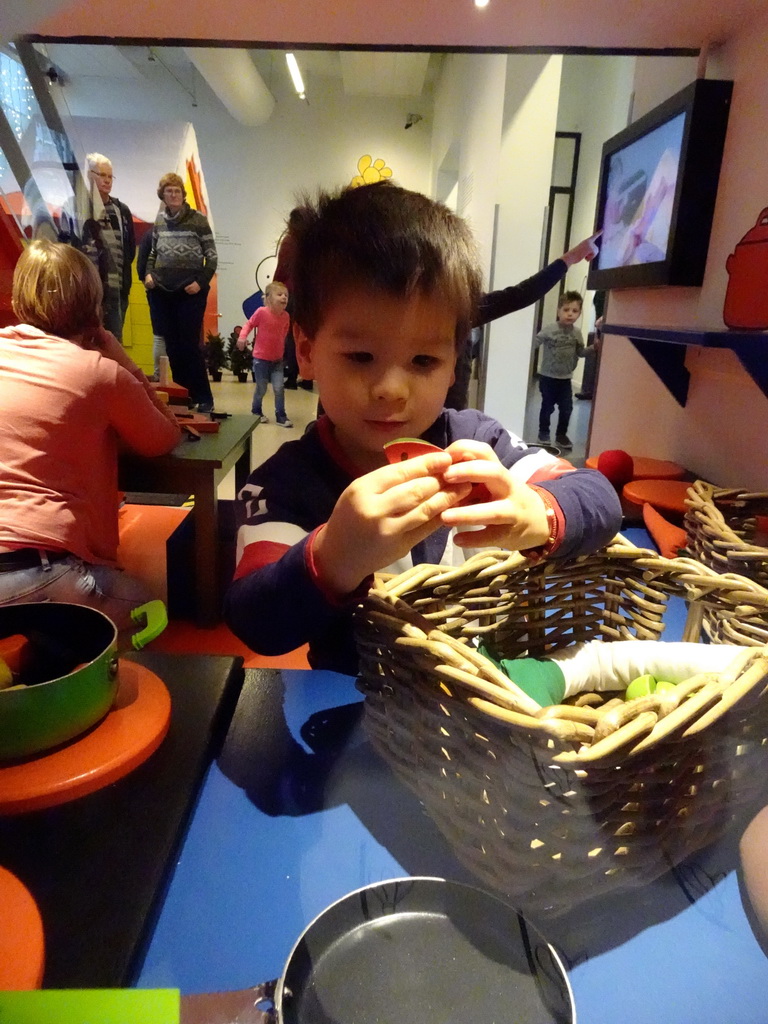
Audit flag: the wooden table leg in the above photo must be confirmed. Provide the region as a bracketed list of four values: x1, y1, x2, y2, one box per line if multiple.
[234, 434, 253, 496]
[191, 473, 219, 628]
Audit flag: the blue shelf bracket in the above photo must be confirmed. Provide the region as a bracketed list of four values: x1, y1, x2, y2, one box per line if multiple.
[627, 336, 691, 406]
[605, 323, 768, 404]
[710, 336, 768, 401]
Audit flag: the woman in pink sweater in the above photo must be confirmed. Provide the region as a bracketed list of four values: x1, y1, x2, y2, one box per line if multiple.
[0, 239, 181, 631]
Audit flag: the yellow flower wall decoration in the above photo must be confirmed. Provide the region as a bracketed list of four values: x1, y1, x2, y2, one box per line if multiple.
[350, 155, 393, 188]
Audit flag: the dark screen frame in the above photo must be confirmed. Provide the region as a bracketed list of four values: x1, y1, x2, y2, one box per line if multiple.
[587, 77, 733, 291]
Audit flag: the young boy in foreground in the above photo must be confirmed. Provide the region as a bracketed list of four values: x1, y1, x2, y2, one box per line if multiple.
[224, 183, 622, 675]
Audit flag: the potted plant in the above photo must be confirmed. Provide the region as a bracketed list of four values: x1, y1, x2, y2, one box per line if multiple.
[227, 329, 252, 383]
[204, 332, 227, 382]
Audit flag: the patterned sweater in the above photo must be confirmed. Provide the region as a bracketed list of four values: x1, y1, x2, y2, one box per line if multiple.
[146, 203, 217, 292]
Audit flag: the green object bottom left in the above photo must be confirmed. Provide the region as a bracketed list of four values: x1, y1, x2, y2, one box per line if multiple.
[0, 989, 179, 1023]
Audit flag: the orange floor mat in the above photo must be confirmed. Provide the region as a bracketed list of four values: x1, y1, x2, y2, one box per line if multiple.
[150, 619, 310, 669]
[118, 503, 310, 669]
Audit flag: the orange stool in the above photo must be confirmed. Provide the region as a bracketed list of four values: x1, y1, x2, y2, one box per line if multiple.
[587, 455, 686, 481]
[0, 866, 45, 989]
[622, 478, 691, 517]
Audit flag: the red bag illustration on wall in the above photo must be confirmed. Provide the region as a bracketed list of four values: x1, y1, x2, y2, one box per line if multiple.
[723, 207, 768, 329]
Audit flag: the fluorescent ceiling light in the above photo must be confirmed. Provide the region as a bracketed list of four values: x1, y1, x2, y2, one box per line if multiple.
[285, 52, 305, 98]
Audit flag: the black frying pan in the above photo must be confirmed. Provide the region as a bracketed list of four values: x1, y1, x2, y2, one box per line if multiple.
[275, 876, 575, 1024]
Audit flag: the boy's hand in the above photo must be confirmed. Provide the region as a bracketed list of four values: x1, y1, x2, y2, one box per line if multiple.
[313, 452, 471, 596]
[439, 440, 551, 550]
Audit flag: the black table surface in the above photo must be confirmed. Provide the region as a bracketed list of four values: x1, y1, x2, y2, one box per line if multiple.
[0, 651, 244, 989]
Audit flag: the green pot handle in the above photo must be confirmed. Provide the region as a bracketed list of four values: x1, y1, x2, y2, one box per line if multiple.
[130, 599, 168, 650]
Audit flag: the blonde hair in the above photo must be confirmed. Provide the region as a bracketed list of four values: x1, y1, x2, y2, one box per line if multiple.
[12, 239, 102, 339]
[265, 280, 288, 297]
[157, 172, 186, 202]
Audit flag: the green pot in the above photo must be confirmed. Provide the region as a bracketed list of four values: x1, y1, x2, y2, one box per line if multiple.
[0, 603, 119, 761]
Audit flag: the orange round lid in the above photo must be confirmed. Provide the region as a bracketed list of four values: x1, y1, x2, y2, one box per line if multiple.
[587, 454, 686, 480]
[0, 865, 45, 989]
[622, 478, 691, 515]
[0, 661, 171, 815]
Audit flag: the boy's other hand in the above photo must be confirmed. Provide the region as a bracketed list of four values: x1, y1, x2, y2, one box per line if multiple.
[313, 452, 470, 597]
[440, 440, 551, 550]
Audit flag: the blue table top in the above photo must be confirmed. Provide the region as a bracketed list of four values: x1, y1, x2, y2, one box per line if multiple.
[138, 530, 768, 1022]
[138, 665, 768, 1024]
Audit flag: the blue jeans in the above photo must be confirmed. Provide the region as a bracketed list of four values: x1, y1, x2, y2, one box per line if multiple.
[538, 375, 573, 436]
[0, 556, 151, 634]
[252, 358, 287, 420]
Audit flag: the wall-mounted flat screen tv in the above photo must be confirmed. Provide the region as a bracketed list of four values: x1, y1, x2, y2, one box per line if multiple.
[587, 78, 733, 290]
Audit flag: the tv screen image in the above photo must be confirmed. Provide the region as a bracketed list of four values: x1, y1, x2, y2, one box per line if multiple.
[587, 79, 733, 291]
[600, 112, 685, 270]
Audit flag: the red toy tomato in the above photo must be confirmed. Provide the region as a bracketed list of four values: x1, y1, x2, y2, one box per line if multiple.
[383, 438, 444, 463]
[383, 438, 491, 506]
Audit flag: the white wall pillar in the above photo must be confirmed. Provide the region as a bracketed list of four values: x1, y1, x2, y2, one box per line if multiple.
[483, 55, 563, 434]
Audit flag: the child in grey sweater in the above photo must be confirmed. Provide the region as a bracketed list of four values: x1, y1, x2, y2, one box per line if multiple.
[535, 290, 585, 450]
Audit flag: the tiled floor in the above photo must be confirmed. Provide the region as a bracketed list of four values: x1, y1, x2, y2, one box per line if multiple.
[210, 372, 593, 495]
[522, 378, 592, 468]
[210, 375, 319, 499]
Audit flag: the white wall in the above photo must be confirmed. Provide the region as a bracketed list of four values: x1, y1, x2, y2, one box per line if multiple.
[430, 54, 507, 280]
[483, 55, 563, 434]
[556, 55, 636, 302]
[54, 55, 433, 332]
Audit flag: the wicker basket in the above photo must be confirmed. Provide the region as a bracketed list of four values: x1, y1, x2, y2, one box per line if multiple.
[685, 479, 768, 589]
[354, 536, 768, 917]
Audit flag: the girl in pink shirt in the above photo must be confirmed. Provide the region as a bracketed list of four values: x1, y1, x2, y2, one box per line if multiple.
[237, 281, 292, 427]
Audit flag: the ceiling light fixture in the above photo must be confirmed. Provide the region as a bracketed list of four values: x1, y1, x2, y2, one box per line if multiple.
[285, 52, 305, 99]
[474, 0, 490, 7]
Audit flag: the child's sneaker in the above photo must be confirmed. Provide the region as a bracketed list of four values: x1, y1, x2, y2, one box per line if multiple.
[276, 419, 294, 428]
[253, 413, 269, 423]
[556, 434, 573, 450]
[537, 433, 551, 445]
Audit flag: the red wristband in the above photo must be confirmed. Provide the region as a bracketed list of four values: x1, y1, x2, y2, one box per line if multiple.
[521, 487, 561, 563]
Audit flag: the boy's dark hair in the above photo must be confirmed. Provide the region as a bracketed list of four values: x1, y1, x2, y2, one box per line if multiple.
[558, 290, 583, 309]
[286, 182, 483, 345]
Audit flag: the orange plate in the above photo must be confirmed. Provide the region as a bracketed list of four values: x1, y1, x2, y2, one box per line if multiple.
[0, 865, 45, 989]
[152, 382, 189, 400]
[587, 455, 686, 480]
[0, 662, 171, 815]
[622, 478, 691, 516]
[174, 412, 220, 433]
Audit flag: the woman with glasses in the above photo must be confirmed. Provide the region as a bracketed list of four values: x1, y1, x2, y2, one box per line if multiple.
[67, 153, 136, 342]
[144, 172, 217, 413]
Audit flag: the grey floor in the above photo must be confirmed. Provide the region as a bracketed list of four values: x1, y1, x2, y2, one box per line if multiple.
[522, 377, 592, 468]
[209, 370, 592, 500]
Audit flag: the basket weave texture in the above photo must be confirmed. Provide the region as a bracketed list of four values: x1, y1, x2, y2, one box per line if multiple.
[355, 536, 768, 916]
[685, 480, 768, 589]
